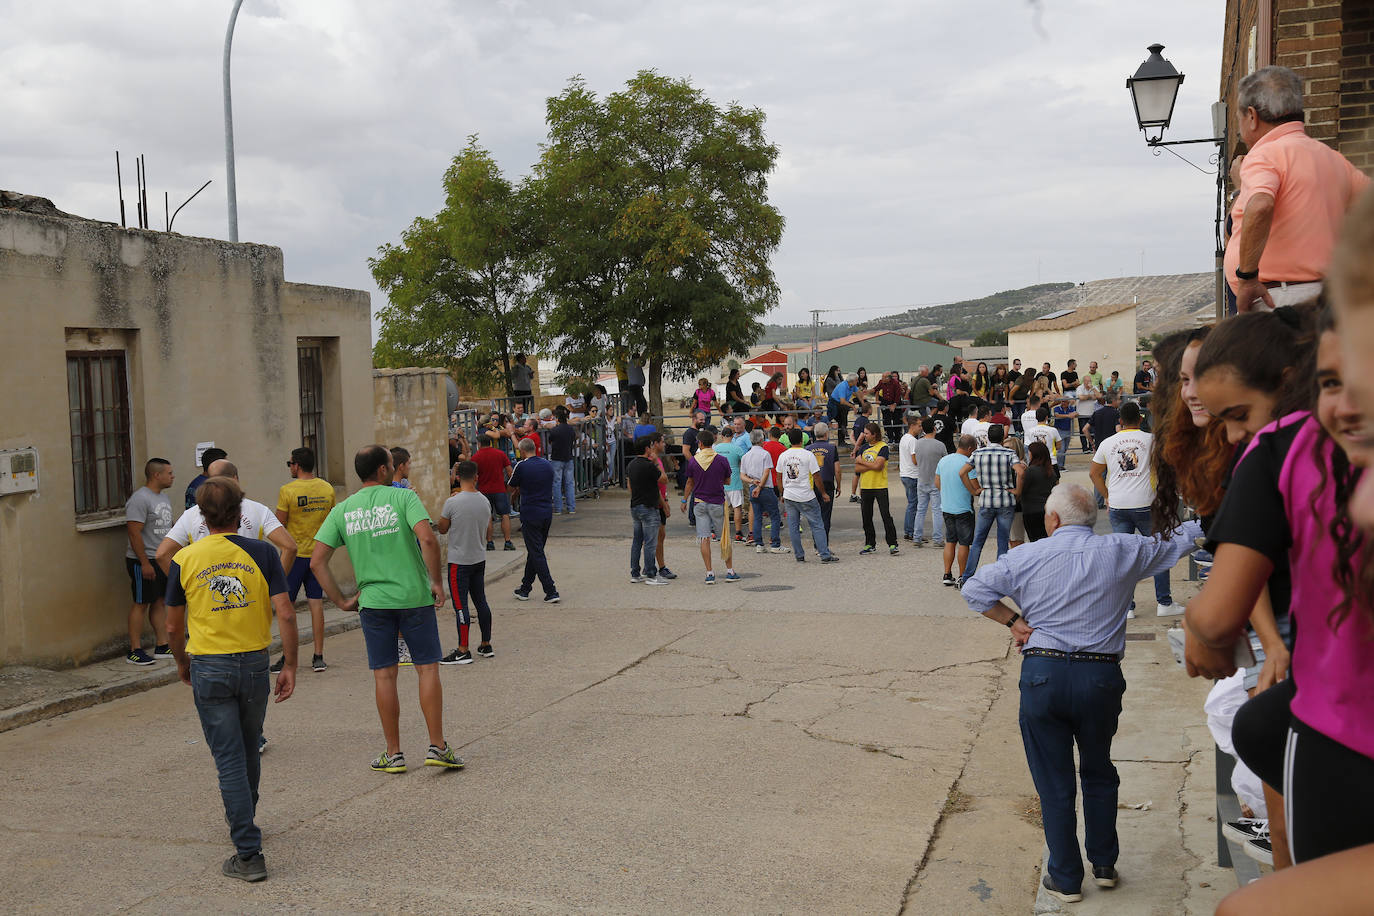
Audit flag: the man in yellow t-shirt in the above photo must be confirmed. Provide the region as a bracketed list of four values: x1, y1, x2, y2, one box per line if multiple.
[854, 421, 899, 556]
[275, 447, 336, 672]
[166, 476, 298, 883]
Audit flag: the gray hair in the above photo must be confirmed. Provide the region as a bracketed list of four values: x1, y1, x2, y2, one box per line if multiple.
[538, 407, 552, 420]
[1045, 483, 1098, 528]
[518, 437, 537, 455]
[846, 373, 858, 384]
[812, 422, 829, 438]
[749, 429, 766, 445]
[1238, 66, 1304, 124]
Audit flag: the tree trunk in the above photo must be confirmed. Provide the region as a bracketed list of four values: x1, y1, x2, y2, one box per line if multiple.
[648, 356, 664, 431]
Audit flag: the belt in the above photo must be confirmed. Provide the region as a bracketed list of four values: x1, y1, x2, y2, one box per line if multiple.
[1022, 648, 1121, 664]
[1262, 279, 1320, 289]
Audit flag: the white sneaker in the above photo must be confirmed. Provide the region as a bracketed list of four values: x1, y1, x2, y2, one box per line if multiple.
[1156, 602, 1184, 617]
[755, 545, 766, 554]
[769, 546, 789, 554]
[1127, 607, 1136, 619]
[643, 576, 668, 586]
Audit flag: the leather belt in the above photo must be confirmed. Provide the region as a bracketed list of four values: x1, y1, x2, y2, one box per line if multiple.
[1022, 648, 1121, 664]
[1262, 280, 1319, 289]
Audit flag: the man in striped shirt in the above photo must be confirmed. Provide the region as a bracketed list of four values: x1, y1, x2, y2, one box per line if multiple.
[959, 424, 1023, 585]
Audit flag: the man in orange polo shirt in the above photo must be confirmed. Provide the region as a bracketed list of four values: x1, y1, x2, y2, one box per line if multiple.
[1226, 66, 1369, 313]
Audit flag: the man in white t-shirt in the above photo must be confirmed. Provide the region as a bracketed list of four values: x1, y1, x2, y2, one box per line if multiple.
[777, 430, 837, 563]
[960, 404, 993, 448]
[1089, 402, 1180, 617]
[898, 415, 922, 541]
[1024, 406, 1060, 462]
[156, 459, 296, 581]
[1020, 396, 1043, 434]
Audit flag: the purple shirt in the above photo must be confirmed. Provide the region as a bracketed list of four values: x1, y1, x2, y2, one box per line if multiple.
[686, 454, 731, 505]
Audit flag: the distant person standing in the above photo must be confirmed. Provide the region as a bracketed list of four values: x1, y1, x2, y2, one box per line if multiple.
[899, 415, 923, 541]
[546, 406, 577, 516]
[959, 424, 1024, 585]
[473, 436, 515, 550]
[164, 476, 298, 883]
[937, 435, 979, 587]
[626, 440, 671, 585]
[511, 352, 535, 410]
[626, 353, 648, 415]
[855, 422, 899, 556]
[310, 445, 464, 774]
[682, 429, 739, 583]
[806, 422, 841, 536]
[741, 429, 784, 553]
[274, 447, 335, 672]
[911, 418, 947, 547]
[184, 447, 227, 510]
[437, 460, 495, 665]
[124, 457, 176, 666]
[508, 437, 561, 603]
[779, 429, 838, 563]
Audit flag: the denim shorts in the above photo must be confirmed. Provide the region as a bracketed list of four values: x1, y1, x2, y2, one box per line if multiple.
[359, 605, 442, 669]
[943, 511, 975, 546]
[485, 492, 512, 516]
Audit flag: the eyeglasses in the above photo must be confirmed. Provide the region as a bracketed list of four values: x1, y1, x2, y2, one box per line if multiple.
[286, 460, 296, 467]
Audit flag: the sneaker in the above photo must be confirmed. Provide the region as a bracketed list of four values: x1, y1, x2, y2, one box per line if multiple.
[848, 495, 859, 503]
[126, 648, 156, 666]
[270, 656, 285, 673]
[486, 540, 495, 551]
[1243, 836, 1274, 866]
[259, 734, 268, 754]
[504, 540, 516, 551]
[912, 539, 924, 549]
[312, 654, 327, 672]
[704, 573, 716, 584]
[820, 555, 839, 563]
[567, 510, 576, 516]
[903, 533, 913, 541]
[755, 545, 767, 554]
[1040, 874, 1082, 903]
[1156, 602, 1184, 617]
[723, 571, 741, 582]
[942, 573, 955, 587]
[1223, 818, 1268, 845]
[733, 533, 744, 542]
[630, 574, 645, 583]
[371, 750, 406, 774]
[153, 644, 174, 659]
[397, 638, 413, 667]
[859, 545, 876, 555]
[1127, 607, 1137, 619]
[795, 557, 806, 563]
[889, 545, 900, 556]
[475, 644, 494, 658]
[440, 649, 473, 665]
[222, 852, 268, 882]
[658, 567, 677, 580]
[513, 588, 531, 601]
[643, 576, 668, 586]
[1092, 865, 1119, 888]
[425, 743, 465, 769]
[769, 546, 789, 554]
[543, 593, 560, 604]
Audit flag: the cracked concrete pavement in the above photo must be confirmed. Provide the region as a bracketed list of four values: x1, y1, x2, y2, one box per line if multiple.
[0, 468, 1232, 913]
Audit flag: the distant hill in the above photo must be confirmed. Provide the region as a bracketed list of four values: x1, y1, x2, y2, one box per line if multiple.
[758, 274, 1217, 348]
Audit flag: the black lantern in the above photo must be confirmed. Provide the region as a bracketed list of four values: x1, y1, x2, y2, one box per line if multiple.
[1127, 44, 1184, 142]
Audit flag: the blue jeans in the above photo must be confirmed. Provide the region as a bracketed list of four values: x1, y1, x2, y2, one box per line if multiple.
[751, 487, 782, 548]
[902, 477, 920, 538]
[551, 459, 576, 512]
[630, 506, 660, 578]
[785, 497, 833, 560]
[190, 650, 271, 857]
[1019, 655, 1126, 893]
[1109, 507, 1172, 607]
[961, 504, 1014, 580]
[914, 481, 943, 542]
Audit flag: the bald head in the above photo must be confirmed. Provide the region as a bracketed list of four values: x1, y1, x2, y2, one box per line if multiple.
[206, 458, 239, 480]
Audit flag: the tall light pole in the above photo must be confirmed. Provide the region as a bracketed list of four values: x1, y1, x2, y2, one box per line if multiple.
[223, 0, 244, 242]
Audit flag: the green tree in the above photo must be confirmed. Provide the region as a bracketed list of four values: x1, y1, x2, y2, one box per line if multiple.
[529, 71, 784, 421]
[973, 328, 1008, 347]
[371, 138, 544, 395]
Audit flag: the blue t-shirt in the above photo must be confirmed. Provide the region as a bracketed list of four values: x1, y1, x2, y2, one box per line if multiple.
[509, 456, 555, 520]
[633, 423, 658, 442]
[936, 453, 977, 515]
[714, 442, 745, 492]
[831, 380, 853, 403]
[184, 474, 208, 510]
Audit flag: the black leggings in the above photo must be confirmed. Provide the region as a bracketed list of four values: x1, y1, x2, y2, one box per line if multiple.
[447, 561, 492, 643]
[860, 488, 897, 548]
[1282, 715, 1374, 863]
[1232, 678, 1295, 789]
[1023, 512, 1048, 542]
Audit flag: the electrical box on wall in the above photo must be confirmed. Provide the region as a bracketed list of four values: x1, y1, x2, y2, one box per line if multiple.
[0, 448, 39, 496]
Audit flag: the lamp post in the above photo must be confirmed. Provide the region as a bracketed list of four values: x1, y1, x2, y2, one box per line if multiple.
[1126, 44, 1228, 320]
[224, 0, 244, 242]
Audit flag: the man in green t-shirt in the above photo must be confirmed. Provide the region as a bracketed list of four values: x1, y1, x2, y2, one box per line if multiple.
[311, 445, 464, 774]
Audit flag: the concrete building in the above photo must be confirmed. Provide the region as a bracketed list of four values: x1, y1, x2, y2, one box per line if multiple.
[1005, 303, 1138, 384]
[0, 195, 375, 668]
[785, 331, 960, 379]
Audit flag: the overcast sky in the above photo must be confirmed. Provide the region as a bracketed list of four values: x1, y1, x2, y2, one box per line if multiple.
[2, 0, 1222, 329]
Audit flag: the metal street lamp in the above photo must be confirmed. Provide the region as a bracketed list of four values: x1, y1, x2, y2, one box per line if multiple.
[224, 0, 245, 242]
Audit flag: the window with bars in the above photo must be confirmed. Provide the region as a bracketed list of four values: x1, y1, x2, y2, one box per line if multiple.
[67, 350, 133, 516]
[298, 342, 327, 476]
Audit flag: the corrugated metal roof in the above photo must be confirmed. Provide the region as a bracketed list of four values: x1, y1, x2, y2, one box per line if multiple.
[1005, 302, 1136, 333]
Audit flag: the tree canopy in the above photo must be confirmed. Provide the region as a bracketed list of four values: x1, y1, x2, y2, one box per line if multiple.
[371, 138, 543, 395]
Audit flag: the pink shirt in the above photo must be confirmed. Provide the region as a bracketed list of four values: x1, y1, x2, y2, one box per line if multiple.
[1225, 122, 1370, 293]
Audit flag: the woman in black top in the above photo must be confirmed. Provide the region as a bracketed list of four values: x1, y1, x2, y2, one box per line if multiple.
[1020, 441, 1059, 541]
[724, 368, 749, 414]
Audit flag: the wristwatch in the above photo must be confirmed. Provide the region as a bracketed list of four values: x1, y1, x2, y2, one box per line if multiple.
[1234, 266, 1259, 281]
[1005, 612, 1021, 628]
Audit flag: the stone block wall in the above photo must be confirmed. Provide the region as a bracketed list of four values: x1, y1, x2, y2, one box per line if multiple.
[373, 368, 451, 520]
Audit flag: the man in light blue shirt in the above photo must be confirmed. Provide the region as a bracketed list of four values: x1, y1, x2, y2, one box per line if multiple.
[960, 483, 1200, 903]
[827, 373, 858, 447]
[712, 432, 747, 543]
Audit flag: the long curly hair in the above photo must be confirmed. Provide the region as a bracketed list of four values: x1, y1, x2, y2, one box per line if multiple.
[1151, 328, 1233, 535]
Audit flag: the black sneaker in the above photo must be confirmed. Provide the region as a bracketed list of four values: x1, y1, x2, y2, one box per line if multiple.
[903, 534, 913, 541]
[543, 593, 561, 604]
[258, 734, 268, 754]
[658, 567, 677, 580]
[504, 540, 516, 551]
[153, 644, 174, 659]
[1040, 874, 1082, 903]
[222, 852, 268, 882]
[821, 555, 839, 563]
[126, 648, 156, 666]
[848, 495, 859, 503]
[270, 657, 285, 673]
[440, 649, 473, 665]
[942, 573, 955, 587]
[1244, 836, 1274, 866]
[486, 541, 495, 551]
[476, 644, 494, 659]
[1092, 865, 1118, 888]
[513, 588, 531, 601]
[311, 654, 327, 672]
[1222, 817, 1268, 845]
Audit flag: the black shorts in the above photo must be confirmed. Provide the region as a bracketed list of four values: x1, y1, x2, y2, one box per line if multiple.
[943, 512, 975, 546]
[126, 556, 169, 605]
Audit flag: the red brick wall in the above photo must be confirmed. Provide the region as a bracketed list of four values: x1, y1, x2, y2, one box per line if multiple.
[1339, 0, 1374, 171]
[1274, 0, 1344, 144]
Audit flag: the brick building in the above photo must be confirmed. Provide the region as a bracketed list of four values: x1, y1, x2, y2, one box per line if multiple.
[1221, 0, 1374, 172]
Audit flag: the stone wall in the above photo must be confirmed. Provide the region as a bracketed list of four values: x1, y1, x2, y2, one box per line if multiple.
[373, 368, 451, 520]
